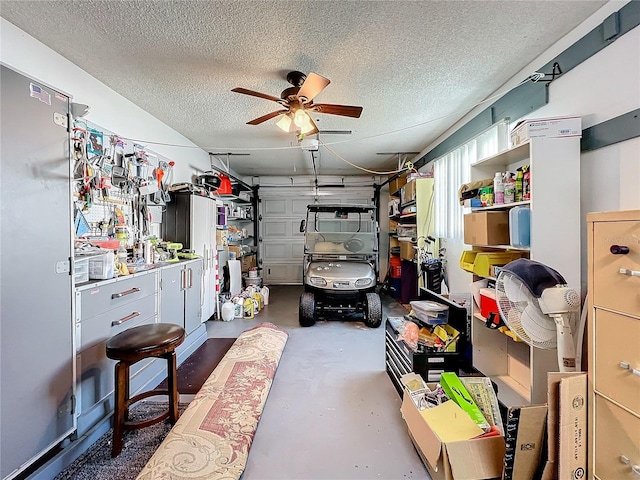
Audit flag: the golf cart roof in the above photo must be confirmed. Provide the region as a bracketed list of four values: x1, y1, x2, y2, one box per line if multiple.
[307, 204, 376, 213]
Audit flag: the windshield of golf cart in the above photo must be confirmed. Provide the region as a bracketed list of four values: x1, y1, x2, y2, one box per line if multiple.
[305, 206, 377, 255]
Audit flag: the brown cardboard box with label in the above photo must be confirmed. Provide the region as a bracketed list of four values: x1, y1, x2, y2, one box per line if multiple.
[400, 374, 506, 480]
[540, 373, 587, 480]
[389, 173, 407, 195]
[464, 211, 510, 246]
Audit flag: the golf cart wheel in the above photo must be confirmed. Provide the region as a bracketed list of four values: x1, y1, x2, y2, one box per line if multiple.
[363, 292, 382, 328]
[299, 292, 317, 327]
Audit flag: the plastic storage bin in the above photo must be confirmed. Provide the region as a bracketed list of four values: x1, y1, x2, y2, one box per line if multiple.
[73, 257, 89, 284]
[509, 206, 531, 247]
[410, 300, 449, 325]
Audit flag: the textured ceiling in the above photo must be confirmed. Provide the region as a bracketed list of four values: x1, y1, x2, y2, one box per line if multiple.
[1, 1, 606, 177]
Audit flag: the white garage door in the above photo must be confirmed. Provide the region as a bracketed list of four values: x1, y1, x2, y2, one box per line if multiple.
[259, 187, 375, 284]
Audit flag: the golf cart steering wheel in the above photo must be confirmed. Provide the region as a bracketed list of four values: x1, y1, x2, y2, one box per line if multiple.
[343, 237, 364, 252]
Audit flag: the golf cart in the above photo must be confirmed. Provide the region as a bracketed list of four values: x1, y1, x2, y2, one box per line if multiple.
[299, 204, 382, 328]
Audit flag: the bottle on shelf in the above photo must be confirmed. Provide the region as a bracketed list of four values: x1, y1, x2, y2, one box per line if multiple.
[493, 172, 504, 205]
[503, 172, 515, 204]
[523, 166, 531, 200]
[515, 168, 523, 202]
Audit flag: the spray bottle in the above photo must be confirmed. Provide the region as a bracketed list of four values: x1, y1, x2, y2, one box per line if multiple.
[493, 172, 504, 205]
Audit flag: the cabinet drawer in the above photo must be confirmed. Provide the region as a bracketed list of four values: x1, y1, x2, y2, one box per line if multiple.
[79, 294, 157, 351]
[79, 272, 157, 320]
[594, 309, 640, 413]
[593, 221, 640, 317]
[594, 396, 640, 480]
[77, 313, 157, 417]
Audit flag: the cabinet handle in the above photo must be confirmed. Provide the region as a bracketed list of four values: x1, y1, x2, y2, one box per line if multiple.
[632, 465, 640, 478]
[188, 268, 193, 288]
[610, 245, 630, 255]
[619, 268, 640, 277]
[619, 362, 640, 377]
[111, 287, 140, 299]
[111, 311, 140, 327]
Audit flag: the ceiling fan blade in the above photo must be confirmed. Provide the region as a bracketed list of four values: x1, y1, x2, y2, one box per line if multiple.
[231, 87, 282, 103]
[247, 110, 289, 125]
[297, 73, 330, 102]
[312, 103, 363, 118]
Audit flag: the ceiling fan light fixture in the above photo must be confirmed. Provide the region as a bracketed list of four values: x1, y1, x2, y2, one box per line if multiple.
[276, 113, 294, 133]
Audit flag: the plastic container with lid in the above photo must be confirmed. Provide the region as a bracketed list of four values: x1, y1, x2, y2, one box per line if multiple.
[410, 300, 450, 325]
[509, 206, 531, 247]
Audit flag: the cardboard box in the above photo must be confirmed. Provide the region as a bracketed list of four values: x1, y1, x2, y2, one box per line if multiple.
[240, 254, 256, 272]
[400, 241, 415, 260]
[502, 404, 547, 480]
[510, 116, 581, 146]
[540, 373, 587, 480]
[389, 173, 407, 195]
[400, 374, 506, 480]
[464, 211, 510, 246]
[401, 180, 416, 204]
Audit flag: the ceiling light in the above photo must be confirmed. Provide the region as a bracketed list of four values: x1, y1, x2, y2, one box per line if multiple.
[276, 113, 294, 133]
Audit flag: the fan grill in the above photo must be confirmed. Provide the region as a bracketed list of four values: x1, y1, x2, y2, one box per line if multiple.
[496, 272, 557, 349]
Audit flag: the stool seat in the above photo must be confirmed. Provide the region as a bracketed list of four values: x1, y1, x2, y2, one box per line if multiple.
[106, 323, 185, 457]
[107, 323, 185, 361]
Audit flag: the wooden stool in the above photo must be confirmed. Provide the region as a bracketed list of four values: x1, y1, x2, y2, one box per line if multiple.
[106, 323, 185, 457]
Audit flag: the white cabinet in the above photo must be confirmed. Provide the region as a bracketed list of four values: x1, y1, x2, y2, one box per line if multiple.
[159, 260, 203, 335]
[163, 193, 220, 321]
[466, 136, 581, 406]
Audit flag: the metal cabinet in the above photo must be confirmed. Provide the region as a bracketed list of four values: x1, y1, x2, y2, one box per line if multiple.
[0, 65, 74, 480]
[74, 271, 158, 435]
[159, 260, 203, 335]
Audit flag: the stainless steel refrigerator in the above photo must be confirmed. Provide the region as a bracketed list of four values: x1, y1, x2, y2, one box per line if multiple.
[1, 65, 75, 479]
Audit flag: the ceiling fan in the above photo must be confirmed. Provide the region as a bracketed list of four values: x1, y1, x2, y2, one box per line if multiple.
[231, 71, 363, 136]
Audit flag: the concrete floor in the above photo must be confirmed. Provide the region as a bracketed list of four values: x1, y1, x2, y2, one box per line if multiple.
[206, 285, 430, 480]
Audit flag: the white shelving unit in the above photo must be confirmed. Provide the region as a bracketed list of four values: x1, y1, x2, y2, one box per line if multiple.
[466, 136, 581, 406]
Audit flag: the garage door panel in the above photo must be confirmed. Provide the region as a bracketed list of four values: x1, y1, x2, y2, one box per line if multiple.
[263, 263, 303, 284]
[263, 220, 288, 237]
[292, 198, 310, 214]
[291, 220, 304, 236]
[263, 199, 288, 215]
[292, 243, 304, 257]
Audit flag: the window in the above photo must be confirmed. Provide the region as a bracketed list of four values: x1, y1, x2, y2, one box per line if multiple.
[433, 120, 509, 238]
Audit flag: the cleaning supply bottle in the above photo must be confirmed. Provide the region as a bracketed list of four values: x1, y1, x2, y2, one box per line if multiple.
[503, 172, 515, 204]
[522, 165, 531, 200]
[493, 172, 504, 205]
[515, 168, 523, 202]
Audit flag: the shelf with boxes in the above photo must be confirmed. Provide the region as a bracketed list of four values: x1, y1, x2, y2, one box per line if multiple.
[461, 135, 581, 407]
[387, 174, 438, 304]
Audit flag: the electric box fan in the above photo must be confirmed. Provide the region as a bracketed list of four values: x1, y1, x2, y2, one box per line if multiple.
[495, 258, 581, 372]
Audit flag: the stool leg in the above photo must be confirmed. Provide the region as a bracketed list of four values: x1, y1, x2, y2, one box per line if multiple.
[112, 361, 129, 457]
[166, 351, 179, 423]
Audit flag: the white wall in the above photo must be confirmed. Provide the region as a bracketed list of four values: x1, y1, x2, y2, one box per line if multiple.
[418, 1, 640, 294]
[1, 18, 217, 184]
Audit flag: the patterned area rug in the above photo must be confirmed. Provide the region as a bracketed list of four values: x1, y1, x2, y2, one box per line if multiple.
[137, 322, 288, 480]
[54, 402, 188, 480]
